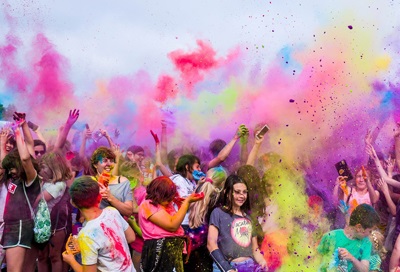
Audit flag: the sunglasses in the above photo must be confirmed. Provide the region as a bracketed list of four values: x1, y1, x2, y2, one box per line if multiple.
[35, 151, 45, 156]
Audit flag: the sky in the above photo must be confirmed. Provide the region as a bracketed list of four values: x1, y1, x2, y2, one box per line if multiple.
[1, 0, 400, 196]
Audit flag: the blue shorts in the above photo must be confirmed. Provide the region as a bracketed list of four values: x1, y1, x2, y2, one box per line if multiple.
[1, 219, 34, 249]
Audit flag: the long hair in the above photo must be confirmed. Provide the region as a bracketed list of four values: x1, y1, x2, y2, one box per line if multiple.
[206, 166, 227, 191]
[188, 181, 219, 229]
[145, 176, 177, 206]
[237, 165, 266, 218]
[40, 151, 72, 183]
[2, 149, 38, 182]
[220, 174, 250, 215]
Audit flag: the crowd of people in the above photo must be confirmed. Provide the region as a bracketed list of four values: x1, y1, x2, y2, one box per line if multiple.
[1, 109, 400, 272]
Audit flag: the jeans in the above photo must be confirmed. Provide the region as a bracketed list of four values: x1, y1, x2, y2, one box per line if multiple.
[212, 258, 266, 272]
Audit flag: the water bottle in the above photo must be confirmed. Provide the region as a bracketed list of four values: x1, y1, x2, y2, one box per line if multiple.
[337, 257, 348, 272]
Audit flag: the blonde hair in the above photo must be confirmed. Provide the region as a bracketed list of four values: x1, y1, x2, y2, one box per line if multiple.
[206, 166, 227, 190]
[40, 151, 72, 183]
[370, 230, 387, 260]
[188, 181, 220, 229]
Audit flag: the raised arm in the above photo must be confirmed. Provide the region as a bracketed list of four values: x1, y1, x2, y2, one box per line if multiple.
[151, 130, 172, 177]
[366, 144, 400, 188]
[160, 120, 168, 163]
[246, 130, 265, 166]
[14, 112, 35, 158]
[54, 109, 79, 152]
[239, 125, 249, 165]
[208, 126, 245, 169]
[148, 193, 203, 232]
[377, 179, 396, 216]
[13, 116, 36, 184]
[0, 129, 10, 162]
[28, 120, 47, 145]
[363, 166, 380, 204]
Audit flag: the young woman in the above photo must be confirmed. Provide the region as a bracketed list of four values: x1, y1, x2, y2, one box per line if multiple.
[186, 166, 228, 272]
[207, 175, 267, 272]
[139, 176, 203, 272]
[36, 151, 73, 272]
[333, 166, 379, 223]
[1, 121, 41, 272]
[90, 146, 133, 217]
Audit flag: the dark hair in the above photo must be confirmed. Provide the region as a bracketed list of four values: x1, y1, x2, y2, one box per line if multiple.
[90, 146, 116, 173]
[6, 135, 16, 149]
[34, 139, 47, 153]
[127, 145, 144, 155]
[221, 174, 250, 214]
[2, 149, 38, 181]
[349, 204, 380, 228]
[209, 139, 226, 157]
[167, 149, 181, 172]
[145, 176, 177, 206]
[69, 176, 101, 209]
[175, 154, 200, 178]
[237, 165, 267, 215]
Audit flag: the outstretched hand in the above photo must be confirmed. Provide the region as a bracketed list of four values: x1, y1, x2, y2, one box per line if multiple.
[150, 130, 160, 144]
[13, 112, 26, 127]
[66, 109, 80, 126]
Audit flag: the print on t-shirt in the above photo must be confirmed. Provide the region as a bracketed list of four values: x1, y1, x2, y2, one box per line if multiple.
[231, 217, 252, 247]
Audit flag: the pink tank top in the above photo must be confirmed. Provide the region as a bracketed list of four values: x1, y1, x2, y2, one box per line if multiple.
[348, 188, 371, 214]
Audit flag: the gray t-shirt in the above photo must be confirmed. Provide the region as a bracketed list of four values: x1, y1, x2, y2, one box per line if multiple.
[209, 207, 254, 260]
[100, 178, 133, 212]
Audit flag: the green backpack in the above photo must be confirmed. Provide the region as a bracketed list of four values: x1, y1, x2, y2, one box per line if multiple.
[23, 182, 52, 244]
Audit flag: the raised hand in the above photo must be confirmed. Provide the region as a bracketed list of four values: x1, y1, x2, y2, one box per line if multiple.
[13, 112, 26, 127]
[66, 109, 80, 127]
[150, 130, 160, 144]
[365, 129, 373, 145]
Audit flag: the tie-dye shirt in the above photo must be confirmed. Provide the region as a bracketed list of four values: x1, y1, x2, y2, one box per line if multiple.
[78, 207, 135, 272]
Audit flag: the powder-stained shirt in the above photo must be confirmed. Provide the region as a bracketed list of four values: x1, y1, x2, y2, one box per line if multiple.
[139, 199, 185, 240]
[317, 229, 372, 272]
[209, 207, 254, 261]
[78, 207, 135, 272]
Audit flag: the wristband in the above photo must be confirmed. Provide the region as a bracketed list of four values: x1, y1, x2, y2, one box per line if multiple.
[210, 249, 235, 272]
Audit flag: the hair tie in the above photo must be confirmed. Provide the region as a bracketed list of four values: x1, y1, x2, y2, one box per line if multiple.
[205, 178, 213, 184]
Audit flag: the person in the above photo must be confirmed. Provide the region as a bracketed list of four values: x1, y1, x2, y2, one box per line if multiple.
[317, 203, 380, 271]
[90, 146, 133, 217]
[333, 166, 379, 225]
[186, 167, 228, 272]
[207, 174, 268, 272]
[33, 139, 46, 159]
[62, 175, 136, 271]
[369, 230, 386, 272]
[170, 154, 202, 231]
[36, 151, 72, 272]
[138, 176, 204, 272]
[1, 115, 41, 272]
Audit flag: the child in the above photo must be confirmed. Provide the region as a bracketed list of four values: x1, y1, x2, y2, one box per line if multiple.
[139, 176, 204, 272]
[62, 175, 136, 271]
[318, 203, 380, 271]
[369, 230, 386, 272]
[207, 174, 267, 272]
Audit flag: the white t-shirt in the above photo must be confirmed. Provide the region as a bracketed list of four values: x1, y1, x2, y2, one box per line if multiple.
[169, 174, 196, 225]
[43, 181, 67, 213]
[79, 207, 135, 272]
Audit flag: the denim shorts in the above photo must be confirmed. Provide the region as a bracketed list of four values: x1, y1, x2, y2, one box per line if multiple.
[1, 219, 34, 249]
[213, 258, 266, 272]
